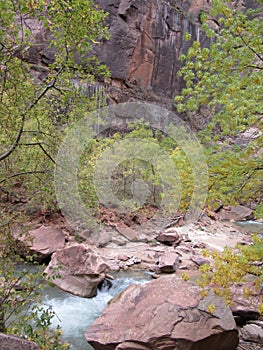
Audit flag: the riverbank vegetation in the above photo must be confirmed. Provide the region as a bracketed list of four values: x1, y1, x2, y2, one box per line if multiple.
[175, 0, 263, 208]
[0, 0, 262, 347]
[0, 0, 109, 347]
[175, 0, 263, 312]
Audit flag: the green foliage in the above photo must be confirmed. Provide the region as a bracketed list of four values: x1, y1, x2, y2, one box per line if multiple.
[206, 144, 263, 206]
[0, 211, 70, 348]
[254, 204, 263, 220]
[175, 0, 263, 206]
[176, 0, 263, 311]
[199, 235, 263, 313]
[78, 125, 194, 215]
[0, 0, 109, 346]
[176, 1, 262, 123]
[0, 0, 109, 208]
[9, 305, 70, 350]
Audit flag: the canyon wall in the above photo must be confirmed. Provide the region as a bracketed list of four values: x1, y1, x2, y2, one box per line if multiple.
[21, 1, 261, 108]
[94, 0, 211, 106]
[25, 0, 211, 108]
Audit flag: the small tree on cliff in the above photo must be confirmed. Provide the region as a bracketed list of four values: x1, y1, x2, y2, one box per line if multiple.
[0, 0, 109, 346]
[175, 0, 263, 209]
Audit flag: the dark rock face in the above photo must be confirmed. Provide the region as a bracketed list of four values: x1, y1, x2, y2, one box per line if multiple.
[24, 0, 208, 106]
[85, 275, 239, 350]
[15, 1, 262, 106]
[0, 333, 40, 350]
[95, 0, 207, 104]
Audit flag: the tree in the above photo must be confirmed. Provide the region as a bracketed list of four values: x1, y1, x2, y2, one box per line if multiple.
[0, 0, 109, 346]
[0, 0, 109, 206]
[199, 234, 263, 314]
[175, 0, 263, 312]
[175, 0, 263, 208]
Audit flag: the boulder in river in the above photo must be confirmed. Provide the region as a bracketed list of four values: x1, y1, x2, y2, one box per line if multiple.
[85, 275, 239, 350]
[14, 225, 65, 262]
[44, 243, 109, 298]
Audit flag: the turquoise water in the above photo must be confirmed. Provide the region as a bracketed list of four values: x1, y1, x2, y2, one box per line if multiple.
[42, 270, 152, 350]
[235, 220, 263, 235]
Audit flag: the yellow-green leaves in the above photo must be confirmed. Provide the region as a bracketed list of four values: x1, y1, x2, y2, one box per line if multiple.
[198, 235, 263, 313]
[0, 0, 109, 205]
[0, 2, 109, 346]
[175, 0, 263, 206]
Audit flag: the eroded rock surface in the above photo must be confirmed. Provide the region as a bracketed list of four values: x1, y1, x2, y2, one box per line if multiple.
[218, 205, 254, 222]
[15, 225, 65, 262]
[95, 0, 207, 104]
[85, 275, 239, 350]
[0, 333, 40, 350]
[44, 243, 109, 297]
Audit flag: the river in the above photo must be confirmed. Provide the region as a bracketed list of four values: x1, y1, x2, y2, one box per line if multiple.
[35, 220, 263, 349]
[42, 270, 152, 350]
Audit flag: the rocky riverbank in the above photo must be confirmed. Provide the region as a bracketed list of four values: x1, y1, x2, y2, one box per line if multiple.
[13, 204, 263, 350]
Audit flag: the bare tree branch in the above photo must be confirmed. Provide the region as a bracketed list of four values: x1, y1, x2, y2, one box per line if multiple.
[22, 142, 56, 163]
[0, 66, 64, 162]
[0, 170, 48, 185]
[0, 114, 26, 162]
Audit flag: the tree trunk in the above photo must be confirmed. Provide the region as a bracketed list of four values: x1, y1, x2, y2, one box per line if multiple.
[0, 304, 5, 333]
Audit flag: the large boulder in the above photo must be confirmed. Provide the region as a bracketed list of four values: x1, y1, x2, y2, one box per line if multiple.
[155, 229, 182, 246]
[219, 205, 254, 221]
[157, 250, 180, 273]
[15, 225, 65, 262]
[0, 333, 40, 350]
[85, 275, 239, 350]
[230, 281, 262, 320]
[44, 243, 109, 297]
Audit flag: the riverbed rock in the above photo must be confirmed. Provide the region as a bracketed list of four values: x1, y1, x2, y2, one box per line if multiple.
[190, 255, 210, 266]
[241, 324, 263, 344]
[219, 205, 254, 221]
[44, 243, 109, 297]
[115, 222, 140, 242]
[155, 229, 182, 246]
[85, 275, 239, 350]
[157, 250, 180, 272]
[0, 333, 40, 350]
[230, 281, 262, 319]
[15, 225, 65, 262]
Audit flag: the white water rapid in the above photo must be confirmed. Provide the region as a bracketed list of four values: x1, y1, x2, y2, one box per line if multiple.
[42, 270, 152, 350]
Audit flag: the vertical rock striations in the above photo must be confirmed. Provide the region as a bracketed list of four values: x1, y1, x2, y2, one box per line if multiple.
[95, 0, 208, 104]
[16, 0, 212, 105]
